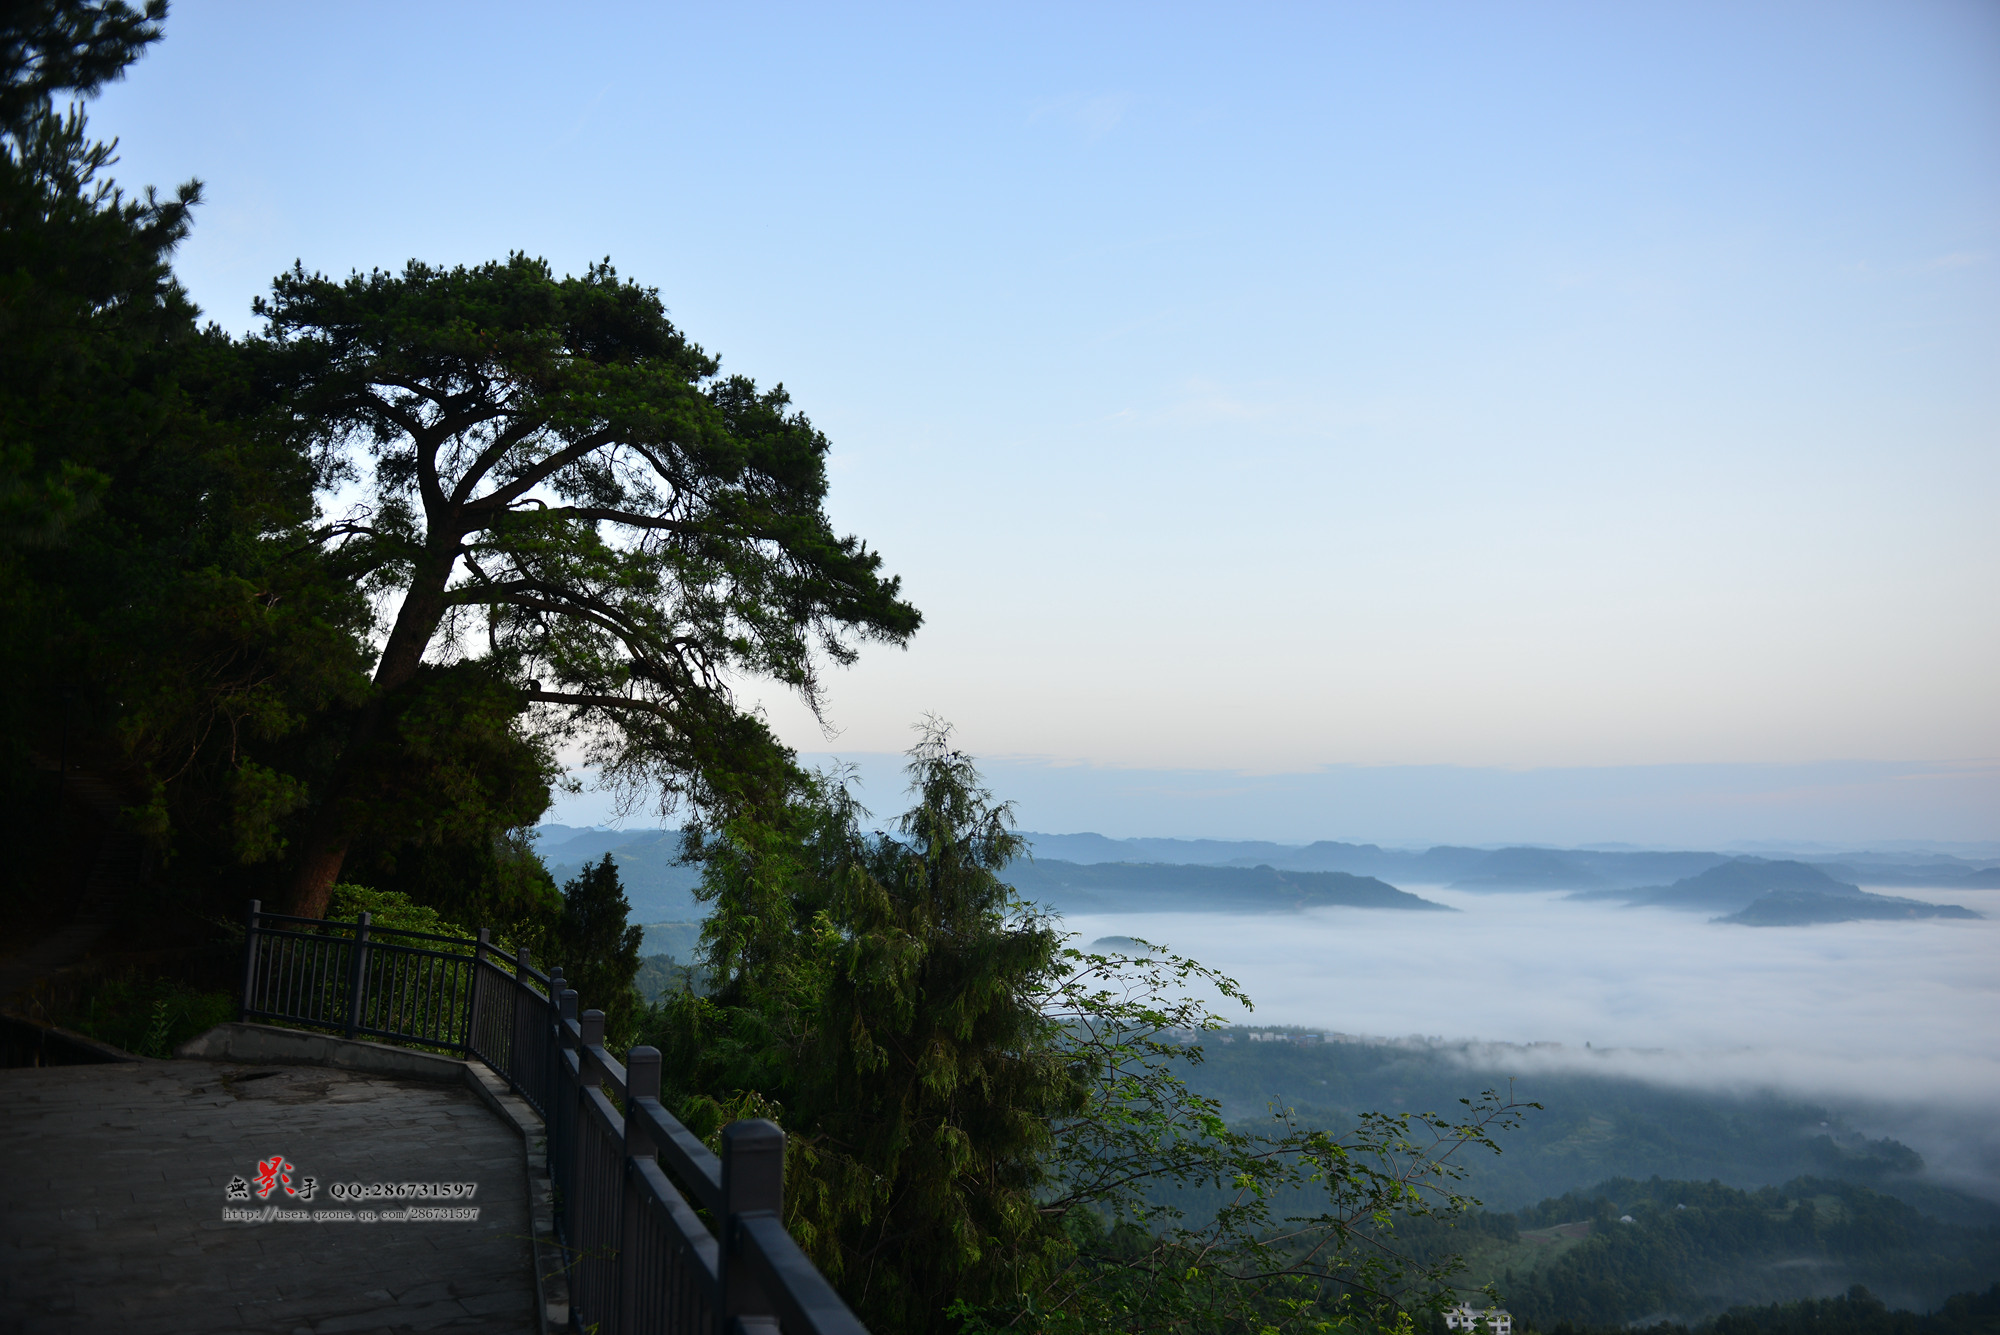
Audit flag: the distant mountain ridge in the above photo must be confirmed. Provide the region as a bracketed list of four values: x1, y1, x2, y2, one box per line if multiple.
[1002, 859, 1451, 914]
[529, 825, 1989, 925]
[1573, 858, 1868, 910]
[533, 824, 704, 922]
[1020, 835, 1734, 888]
[1449, 846, 1608, 890]
[1720, 890, 1982, 926]
[1570, 858, 1980, 925]
[528, 825, 1448, 917]
[1014, 833, 1999, 891]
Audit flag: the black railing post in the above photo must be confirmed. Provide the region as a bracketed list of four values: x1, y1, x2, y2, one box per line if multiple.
[620, 1045, 661, 1332]
[555, 978, 575, 1099]
[718, 1119, 786, 1335]
[467, 928, 490, 1060]
[507, 947, 535, 1095]
[573, 1000, 603, 1323]
[555, 985, 579, 1184]
[577, 1008, 604, 1085]
[240, 899, 261, 1022]
[343, 911, 371, 1040]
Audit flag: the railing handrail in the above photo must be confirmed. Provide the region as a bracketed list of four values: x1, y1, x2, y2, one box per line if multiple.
[238, 897, 866, 1335]
[253, 930, 478, 969]
[738, 1212, 871, 1335]
[472, 936, 553, 989]
[633, 1096, 725, 1216]
[571, 1020, 631, 1106]
[248, 909, 477, 949]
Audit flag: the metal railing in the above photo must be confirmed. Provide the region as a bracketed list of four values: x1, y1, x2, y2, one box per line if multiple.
[240, 899, 868, 1335]
[242, 906, 478, 1049]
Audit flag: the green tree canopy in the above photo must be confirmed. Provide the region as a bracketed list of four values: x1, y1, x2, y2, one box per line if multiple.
[0, 0, 372, 930]
[649, 723, 1083, 1332]
[249, 255, 921, 917]
[550, 853, 644, 1047]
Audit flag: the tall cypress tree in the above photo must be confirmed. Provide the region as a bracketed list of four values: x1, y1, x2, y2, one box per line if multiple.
[553, 854, 644, 1046]
[650, 724, 1084, 1334]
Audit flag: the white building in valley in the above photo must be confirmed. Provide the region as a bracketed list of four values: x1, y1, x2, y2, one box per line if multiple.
[1444, 1305, 1512, 1335]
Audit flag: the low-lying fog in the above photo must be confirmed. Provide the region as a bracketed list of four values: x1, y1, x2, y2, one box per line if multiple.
[1059, 884, 2000, 1198]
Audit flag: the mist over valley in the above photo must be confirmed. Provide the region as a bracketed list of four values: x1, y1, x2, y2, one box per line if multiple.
[1059, 880, 2000, 1207]
[538, 821, 2000, 1217]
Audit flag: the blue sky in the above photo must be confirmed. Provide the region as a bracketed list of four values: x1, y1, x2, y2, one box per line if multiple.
[93, 2, 1999, 840]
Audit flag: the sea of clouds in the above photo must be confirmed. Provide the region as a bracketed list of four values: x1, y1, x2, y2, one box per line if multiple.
[1059, 884, 2000, 1197]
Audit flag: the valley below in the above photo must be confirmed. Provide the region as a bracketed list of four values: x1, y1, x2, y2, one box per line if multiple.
[543, 821, 2000, 1323]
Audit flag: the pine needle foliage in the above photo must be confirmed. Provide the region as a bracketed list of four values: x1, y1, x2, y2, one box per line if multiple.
[245, 254, 921, 918]
[0, 0, 374, 928]
[646, 721, 1085, 1332]
[551, 853, 645, 1048]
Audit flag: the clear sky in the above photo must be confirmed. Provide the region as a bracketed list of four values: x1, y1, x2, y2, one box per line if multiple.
[93, 2, 2000, 837]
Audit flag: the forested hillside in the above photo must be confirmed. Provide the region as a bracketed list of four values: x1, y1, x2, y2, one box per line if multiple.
[1477, 1177, 2000, 1324]
[1181, 1034, 1973, 1214]
[1686, 1284, 2000, 1335]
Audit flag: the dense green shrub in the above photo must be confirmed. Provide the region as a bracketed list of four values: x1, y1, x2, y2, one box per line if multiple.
[63, 975, 235, 1057]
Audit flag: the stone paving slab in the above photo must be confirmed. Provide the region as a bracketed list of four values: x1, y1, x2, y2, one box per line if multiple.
[0, 1059, 538, 1334]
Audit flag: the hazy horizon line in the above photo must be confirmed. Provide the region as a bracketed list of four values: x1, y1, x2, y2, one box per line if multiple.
[545, 753, 2000, 850]
[535, 818, 2000, 861]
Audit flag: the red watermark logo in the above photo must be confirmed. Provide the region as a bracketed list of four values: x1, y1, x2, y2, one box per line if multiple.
[225, 1155, 317, 1203]
[220, 1154, 479, 1223]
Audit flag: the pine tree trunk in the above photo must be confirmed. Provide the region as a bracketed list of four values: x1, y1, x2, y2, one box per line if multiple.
[276, 550, 457, 917]
[285, 831, 352, 920]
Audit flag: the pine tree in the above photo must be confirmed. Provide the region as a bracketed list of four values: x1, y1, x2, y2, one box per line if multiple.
[553, 854, 644, 1046]
[648, 722, 1084, 1334]
[0, 1, 372, 932]
[245, 255, 921, 919]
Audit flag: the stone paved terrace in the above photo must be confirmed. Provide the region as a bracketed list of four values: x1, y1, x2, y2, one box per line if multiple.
[0, 1058, 540, 1334]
